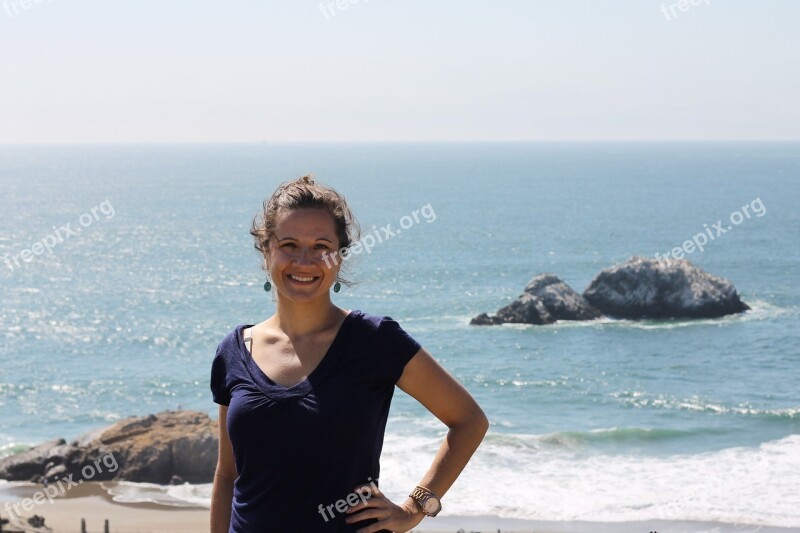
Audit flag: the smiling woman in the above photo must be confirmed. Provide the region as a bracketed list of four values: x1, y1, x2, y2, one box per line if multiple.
[208, 175, 489, 532]
[249, 174, 361, 298]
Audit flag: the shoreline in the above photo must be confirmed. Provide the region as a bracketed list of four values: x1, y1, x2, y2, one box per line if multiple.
[1, 483, 798, 533]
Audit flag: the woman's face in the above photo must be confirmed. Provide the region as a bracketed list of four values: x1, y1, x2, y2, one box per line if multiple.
[266, 207, 341, 302]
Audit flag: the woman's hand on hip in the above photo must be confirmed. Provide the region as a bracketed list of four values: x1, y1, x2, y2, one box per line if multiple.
[344, 483, 425, 533]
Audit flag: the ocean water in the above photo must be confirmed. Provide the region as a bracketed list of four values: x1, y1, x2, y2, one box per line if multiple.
[1, 143, 798, 527]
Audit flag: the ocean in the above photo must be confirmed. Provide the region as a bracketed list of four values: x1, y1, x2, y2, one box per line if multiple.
[1, 143, 798, 527]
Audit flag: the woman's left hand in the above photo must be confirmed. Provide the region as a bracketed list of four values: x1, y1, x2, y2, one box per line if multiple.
[344, 483, 425, 533]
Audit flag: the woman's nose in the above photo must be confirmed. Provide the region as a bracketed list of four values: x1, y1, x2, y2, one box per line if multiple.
[294, 246, 315, 264]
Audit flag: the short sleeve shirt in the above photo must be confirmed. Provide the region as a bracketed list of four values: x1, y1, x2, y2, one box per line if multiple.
[210, 309, 422, 532]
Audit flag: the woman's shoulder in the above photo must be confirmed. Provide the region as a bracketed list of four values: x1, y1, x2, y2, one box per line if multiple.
[349, 309, 390, 329]
[350, 309, 411, 337]
[214, 323, 253, 359]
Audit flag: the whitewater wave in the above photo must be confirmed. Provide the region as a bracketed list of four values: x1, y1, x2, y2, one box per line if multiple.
[0, 441, 31, 460]
[614, 391, 800, 420]
[83, 432, 800, 528]
[538, 426, 707, 447]
[107, 481, 211, 508]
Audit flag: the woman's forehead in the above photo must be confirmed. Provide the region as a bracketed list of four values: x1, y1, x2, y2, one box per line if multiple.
[274, 208, 336, 236]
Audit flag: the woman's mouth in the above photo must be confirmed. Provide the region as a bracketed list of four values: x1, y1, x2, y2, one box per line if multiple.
[287, 274, 320, 285]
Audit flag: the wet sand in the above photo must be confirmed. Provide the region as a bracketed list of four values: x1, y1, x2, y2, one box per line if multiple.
[1, 482, 796, 533]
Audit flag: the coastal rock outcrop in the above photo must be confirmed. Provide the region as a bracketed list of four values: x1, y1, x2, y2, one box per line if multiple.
[583, 256, 750, 319]
[471, 257, 749, 325]
[471, 274, 601, 325]
[0, 410, 218, 484]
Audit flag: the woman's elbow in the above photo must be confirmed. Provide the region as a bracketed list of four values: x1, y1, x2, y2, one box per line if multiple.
[474, 406, 489, 436]
[451, 404, 489, 437]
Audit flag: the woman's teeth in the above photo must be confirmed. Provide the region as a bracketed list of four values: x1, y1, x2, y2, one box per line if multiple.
[289, 274, 316, 283]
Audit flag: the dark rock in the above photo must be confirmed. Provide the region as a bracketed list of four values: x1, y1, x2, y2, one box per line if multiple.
[26, 515, 45, 528]
[88, 410, 217, 483]
[495, 293, 554, 325]
[0, 410, 219, 484]
[469, 312, 500, 325]
[471, 274, 601, 325]
[583, 256, 750, 319]
[1, 512, 49, 532]
[0, 439, 65, 482]
[523, 274, 603, 321]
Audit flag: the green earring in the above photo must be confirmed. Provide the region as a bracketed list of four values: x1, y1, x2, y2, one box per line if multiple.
[263, 279, 271, 292]
[333, 281, 341, 293]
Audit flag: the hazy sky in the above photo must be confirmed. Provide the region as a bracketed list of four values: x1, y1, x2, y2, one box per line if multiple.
[1, 0, 798, 142]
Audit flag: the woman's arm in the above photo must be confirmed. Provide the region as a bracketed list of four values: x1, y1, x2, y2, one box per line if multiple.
[395, 346, 489, 509]
[210, 405, 237, 533]
[346, 347, 489, 532]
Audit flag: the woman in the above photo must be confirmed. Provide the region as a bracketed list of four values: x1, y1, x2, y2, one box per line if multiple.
[210, 175, 488, 532]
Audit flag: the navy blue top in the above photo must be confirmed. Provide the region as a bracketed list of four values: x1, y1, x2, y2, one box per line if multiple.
[210, 309, 422, 532]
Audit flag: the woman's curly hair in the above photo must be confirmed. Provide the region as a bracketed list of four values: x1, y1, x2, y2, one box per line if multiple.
[250, 175, 361, 288]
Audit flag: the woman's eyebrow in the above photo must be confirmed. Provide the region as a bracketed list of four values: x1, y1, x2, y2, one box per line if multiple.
[277, 236, 333, 242]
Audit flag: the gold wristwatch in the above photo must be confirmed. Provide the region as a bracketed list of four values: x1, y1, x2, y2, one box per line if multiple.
[409, 485, 442, 517]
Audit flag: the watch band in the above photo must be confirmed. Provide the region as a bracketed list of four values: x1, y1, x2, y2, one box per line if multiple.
[409, 485, 441, 517]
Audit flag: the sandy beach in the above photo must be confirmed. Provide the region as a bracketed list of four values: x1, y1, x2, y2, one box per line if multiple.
[0, 482, 206, 533]
[1, 482, 798, 533]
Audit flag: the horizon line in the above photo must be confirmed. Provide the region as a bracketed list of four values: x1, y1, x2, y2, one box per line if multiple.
[1, 139, 799, 146]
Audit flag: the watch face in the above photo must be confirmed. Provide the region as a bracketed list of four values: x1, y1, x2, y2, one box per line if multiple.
[423, 497, 440, 514]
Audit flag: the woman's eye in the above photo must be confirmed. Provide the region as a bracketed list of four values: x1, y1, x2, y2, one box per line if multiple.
[280, 243, 329, 251]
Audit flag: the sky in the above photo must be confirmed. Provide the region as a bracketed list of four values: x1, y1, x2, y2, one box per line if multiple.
[1, 0, 798, 143]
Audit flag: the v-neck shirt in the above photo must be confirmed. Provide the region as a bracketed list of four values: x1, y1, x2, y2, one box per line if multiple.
[210, 309, 422, 532]
[239, 310, 355, 400]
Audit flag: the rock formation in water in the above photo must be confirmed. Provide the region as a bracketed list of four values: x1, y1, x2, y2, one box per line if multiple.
[471, 273, 602, 325]
[471, 257, 749, 325]
[0, 410, 217, 484]
[583, 256, 750, 319]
